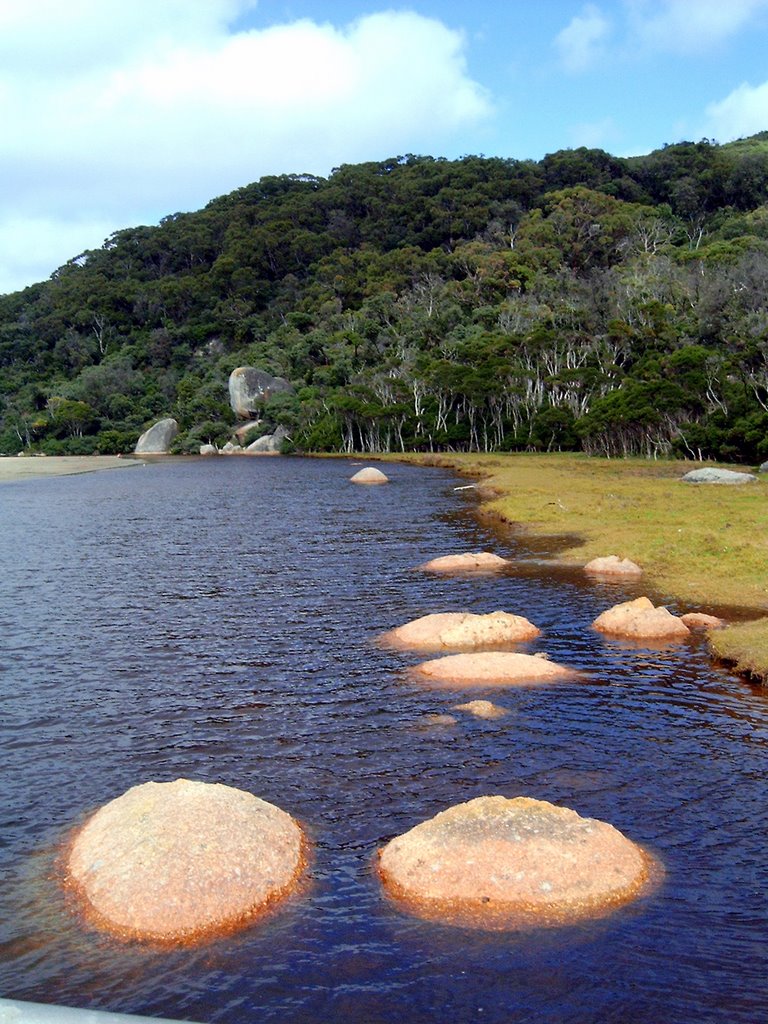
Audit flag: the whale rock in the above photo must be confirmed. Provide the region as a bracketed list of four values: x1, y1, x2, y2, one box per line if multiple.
[378, 795, 651, 928]
[681, 468, 756, 484]
[411, 651, 576, 688]
[418, 552, 509, 575]
[584, 555, 643, 577]
[593, 596, 690, 640]
[350, 467, 389, 484]
[228, 368, 293, 419]
[380, 611, 539, 651]
[66, 779, 305, 942]
[134, 418, 178, 455]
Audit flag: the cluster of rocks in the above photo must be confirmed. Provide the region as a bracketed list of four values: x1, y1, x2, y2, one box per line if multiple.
[200, 425, 290, 457]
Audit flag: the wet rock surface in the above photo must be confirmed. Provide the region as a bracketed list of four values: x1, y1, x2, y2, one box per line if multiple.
[418, 551, 510, 575]
[66, 779, 305, 943]
[380, 611, 540, 651]
[592, 597, 690, 640]
[411, 651, 577, 687]
[378, 795, 651, 929]
[452, 699, 509, 719]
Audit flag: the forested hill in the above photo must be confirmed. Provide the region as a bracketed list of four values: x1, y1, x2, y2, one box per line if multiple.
[2, 134, 768, 461]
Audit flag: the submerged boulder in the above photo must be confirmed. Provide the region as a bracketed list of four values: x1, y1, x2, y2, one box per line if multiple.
[134, 418, 178, 455]
[380, 611, 539, 651]
[584, 555, 643, 577]
[228, 367, 294, 419]
[378, 795, 651, 928]
[350, 466, 389, 484]
[681, 468, 756, 485]
[418, 552, 509, 575]
[452, 699, 508, 720]
[411, 651, 576, 688]
[680, 612, 727, 630]
[593, 596, 690, 640]
[66, 779, 305, 942]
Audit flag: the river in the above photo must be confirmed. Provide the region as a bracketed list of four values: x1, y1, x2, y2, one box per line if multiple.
[0, 456, 766, 1023]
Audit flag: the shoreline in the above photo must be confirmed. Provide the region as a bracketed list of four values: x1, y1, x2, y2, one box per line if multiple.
[0, 455, 146, 483]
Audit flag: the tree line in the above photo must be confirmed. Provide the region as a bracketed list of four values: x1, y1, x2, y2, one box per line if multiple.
[1, 134, 767, 462]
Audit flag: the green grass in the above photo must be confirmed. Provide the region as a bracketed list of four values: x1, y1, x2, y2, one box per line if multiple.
[392, 452, 768, 682]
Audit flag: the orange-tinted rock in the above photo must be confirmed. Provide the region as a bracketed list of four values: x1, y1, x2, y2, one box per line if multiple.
[411, 651, 576, 688]
[350, 467, 388, 484]
[418, 552, 509, 574]
[66, 779, 305, 942]
[592, 596, 690, 640]
[453, 699, 508, 720]
[680, 612, 727, 630]
[584, 555, 643, 577]
[378, 795, 652, 929]
[380, 611, 540, 651]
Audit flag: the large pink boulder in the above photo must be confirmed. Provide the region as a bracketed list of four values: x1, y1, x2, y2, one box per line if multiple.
[350, 467, 389, 484]
[380, 611, 540, 651]
[418, 552, 509, 574]
[66, 779, 306, 942]
[592, 597, 690, 640]
[411, 651, 577, 688]
[378, 796, 652, 929]
[584, 555, 643, 577]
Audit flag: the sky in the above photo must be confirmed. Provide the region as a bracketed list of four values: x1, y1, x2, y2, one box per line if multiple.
[2, 0, 768, 295]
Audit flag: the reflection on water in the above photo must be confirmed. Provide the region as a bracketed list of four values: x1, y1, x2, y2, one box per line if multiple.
[0, 456, 766, 1024]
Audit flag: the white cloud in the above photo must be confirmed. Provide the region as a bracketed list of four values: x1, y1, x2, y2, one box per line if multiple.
[625, 0, 768, 54]
[0, 2, 491, 293]
[554, 4, 612, 72]
[705, 80, 768, 140]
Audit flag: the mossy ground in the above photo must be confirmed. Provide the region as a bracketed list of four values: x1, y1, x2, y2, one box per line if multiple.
[389, 452, 768, 683]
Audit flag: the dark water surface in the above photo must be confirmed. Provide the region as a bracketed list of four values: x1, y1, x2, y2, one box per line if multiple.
[0, 457, 766, 1024]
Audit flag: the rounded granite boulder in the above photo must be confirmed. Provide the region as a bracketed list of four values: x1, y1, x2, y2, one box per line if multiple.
[378, 795, 653, 929]
[66, 779, 306, 942]
[380, 611, 540, 651]
[418, 552, 510, 575]
[350, 466, 389, 484]
[592, 596, 690, 641]
[411, 651, 577, 688]
[584, 555, 643, 577]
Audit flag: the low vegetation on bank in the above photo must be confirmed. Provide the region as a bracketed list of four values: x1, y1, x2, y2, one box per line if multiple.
[396, 452, 768, 682]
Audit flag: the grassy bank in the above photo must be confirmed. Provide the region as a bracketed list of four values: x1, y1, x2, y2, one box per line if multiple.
[392, 452, 768, 683]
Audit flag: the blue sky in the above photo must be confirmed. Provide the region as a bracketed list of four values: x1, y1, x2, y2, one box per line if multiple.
[2, 0, 768, 294]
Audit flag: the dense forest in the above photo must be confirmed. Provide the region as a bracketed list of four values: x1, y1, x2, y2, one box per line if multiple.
[1, 133, 768, 461]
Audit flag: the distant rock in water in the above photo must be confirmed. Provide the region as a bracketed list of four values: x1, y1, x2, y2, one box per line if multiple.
[584, 555, 643, 577]
[229, 368, 293, 419]
[418, 552, 509, 575]
[452, 699, 508, 720]
[199, 444, 218, 456]
[220, 441, 244, 454]
[247, 425, 289, 454]
[411, 651, 576, 688]
[593, 596, 690, 640]
[350, 467, 389, 484]
[681, 468, 756, 484]
[378, 795, 652, 929]
[66, 779, 305, 943]
[380, 611, 539, 651]
[134, 418, 178, 454]
[680, 612, 726, 630]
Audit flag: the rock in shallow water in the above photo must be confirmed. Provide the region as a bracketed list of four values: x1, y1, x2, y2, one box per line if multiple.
[584, 555, 643, 576]
[378, 795, 652, 929]
[418, 551, 510, 574]
[350, 466, 389, 484]
[66, 779, 305, 942]
[380, 611, 539, 651]
[411, 651, 577, 687]
[592, 596, 690, 640]
[452, 699, 508, 719]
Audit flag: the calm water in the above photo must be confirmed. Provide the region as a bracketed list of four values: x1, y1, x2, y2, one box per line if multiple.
[0, 457, 766, 1024]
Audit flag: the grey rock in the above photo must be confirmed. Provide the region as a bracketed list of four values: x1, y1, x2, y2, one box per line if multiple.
[199, 444, 218, 456]
[681, 467, 757, 485]
[759, 461, 768, 473]
[246, 425, 289, 453]
[221, 441, 243, 454]
[134, 418, 178, 454]
[228, 367, 293, 418]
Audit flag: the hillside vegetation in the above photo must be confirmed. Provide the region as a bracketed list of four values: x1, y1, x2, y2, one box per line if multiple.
[2, 135, 768, 458]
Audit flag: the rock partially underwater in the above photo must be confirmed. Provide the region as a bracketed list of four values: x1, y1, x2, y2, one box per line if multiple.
[592, 597, 690, 641]
[380, 611, 539, 651]
[418, 552, 510, 575]
[411, 651, 577, 688]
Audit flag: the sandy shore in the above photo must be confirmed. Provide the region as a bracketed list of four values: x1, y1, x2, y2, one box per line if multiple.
[0, 455, 146, 483]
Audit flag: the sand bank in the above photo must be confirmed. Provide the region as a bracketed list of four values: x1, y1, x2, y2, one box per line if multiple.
[0, 455, 145, 483]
